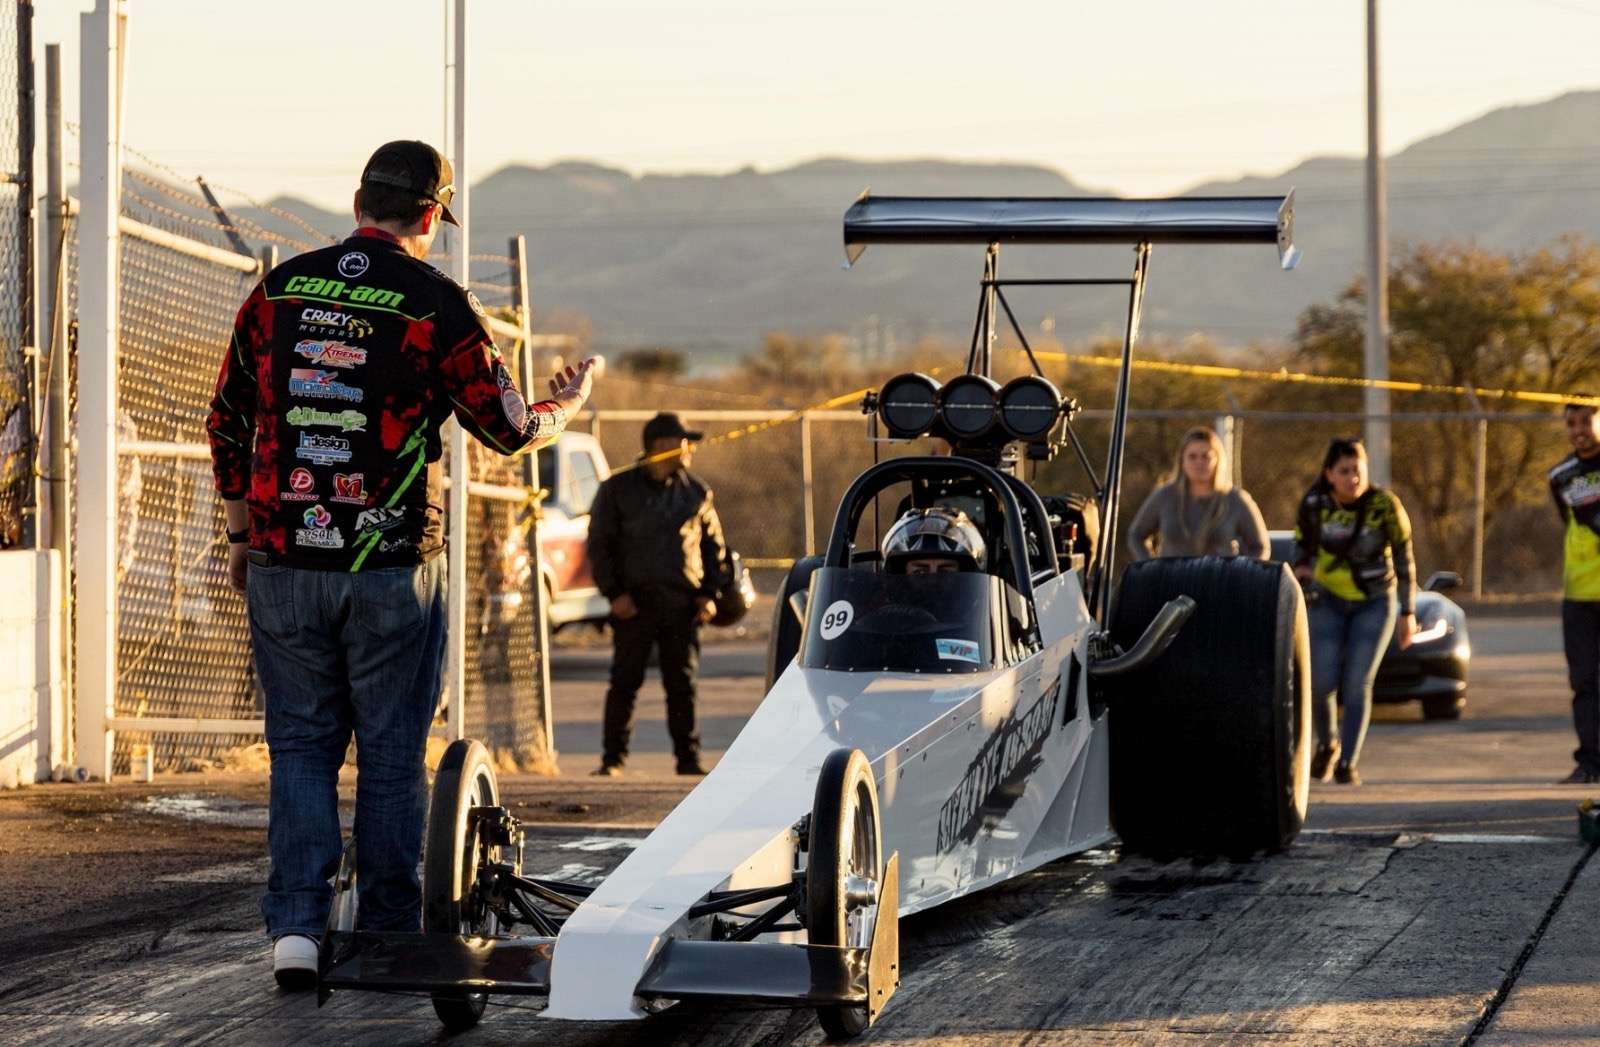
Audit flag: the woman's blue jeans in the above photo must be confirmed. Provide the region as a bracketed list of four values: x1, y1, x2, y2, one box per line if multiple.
[247, 557, 447, 940]
[1308, 589, 1397, 768]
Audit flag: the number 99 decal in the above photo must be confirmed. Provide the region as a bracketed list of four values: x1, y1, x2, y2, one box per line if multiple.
[819, 600, 854, 640]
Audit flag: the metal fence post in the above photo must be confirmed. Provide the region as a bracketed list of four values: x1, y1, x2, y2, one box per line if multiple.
[443, 0, 470, 743]
[1213, 413, 1239, 487]
[41, 42, 70, 774]
[800, 412, 815, 556]
[74, 0, 125, 781]
[512, 233, 554, 758]
[1472, 416, 1486, 598]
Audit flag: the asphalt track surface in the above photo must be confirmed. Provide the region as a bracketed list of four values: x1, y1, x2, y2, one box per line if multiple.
[2, 618, 1598, 1045]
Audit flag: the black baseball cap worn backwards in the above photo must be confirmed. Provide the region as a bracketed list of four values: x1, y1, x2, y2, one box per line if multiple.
[642, 412, 705, 449]
[360, 140, 460, 226]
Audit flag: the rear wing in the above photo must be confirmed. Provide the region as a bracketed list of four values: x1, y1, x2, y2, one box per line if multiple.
[842, 192, 1298, 269]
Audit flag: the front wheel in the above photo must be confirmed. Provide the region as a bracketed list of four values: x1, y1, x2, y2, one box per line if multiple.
[423, 739, 501, 1031]
[808, 748, 884, 1041]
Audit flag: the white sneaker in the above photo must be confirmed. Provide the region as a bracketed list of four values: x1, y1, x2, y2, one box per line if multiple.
[273, 933, 319, 991]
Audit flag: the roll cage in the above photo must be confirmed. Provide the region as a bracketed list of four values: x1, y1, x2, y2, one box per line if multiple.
[841, 193, 1297, 625]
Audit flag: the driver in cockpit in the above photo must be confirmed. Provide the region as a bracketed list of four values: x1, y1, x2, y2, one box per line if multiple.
[882, 507, 987, 576]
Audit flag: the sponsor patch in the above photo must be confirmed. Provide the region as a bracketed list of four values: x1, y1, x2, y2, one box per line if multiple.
[294, 526, 344, 550]
[295, 432, 352, 466]
[466, 290, 486, 317]
[303, 504, 333, 529]
[332, 473, 367, 505]
[295, 339, 368, 369]
[337, 252, 370, 278]
[289, 368, 363, 403]
[299, 307, 373, 338]
[819, 600, 853, 640]
[284, 274, 403, 309]
[355, 507, 405, 535]
[935, 638, 981, 663]
[501, 388, 527, 430]
[380, 536, 414, 553]
[281, 466, 318, 502]
[287, 405, 367, 432]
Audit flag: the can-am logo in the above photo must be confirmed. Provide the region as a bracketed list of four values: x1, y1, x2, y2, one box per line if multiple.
[284, 274, 403, 309]
[936, 677, 1061, 854]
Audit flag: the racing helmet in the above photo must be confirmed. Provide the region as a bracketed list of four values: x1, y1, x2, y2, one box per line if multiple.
[882, 506, 986, 573]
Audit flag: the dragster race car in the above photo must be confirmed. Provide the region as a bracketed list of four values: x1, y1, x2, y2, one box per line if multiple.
[317, 194, 1313, 1039]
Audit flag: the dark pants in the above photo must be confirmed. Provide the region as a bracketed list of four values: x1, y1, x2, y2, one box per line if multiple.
[1309, 590, 1397, 768]
[603, 589, 702, 766]
[247, 557, 447, 939]
[1562, 600, 1600, 774]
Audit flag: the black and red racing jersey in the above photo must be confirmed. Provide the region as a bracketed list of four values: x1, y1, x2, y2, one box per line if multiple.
[206, 227, 565, 571]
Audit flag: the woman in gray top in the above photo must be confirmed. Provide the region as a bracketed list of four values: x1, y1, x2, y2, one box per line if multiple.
[1127, 427, 1270, 560]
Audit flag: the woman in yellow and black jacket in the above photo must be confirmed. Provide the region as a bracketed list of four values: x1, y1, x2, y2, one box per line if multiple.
[1293, 438, 1416, 786]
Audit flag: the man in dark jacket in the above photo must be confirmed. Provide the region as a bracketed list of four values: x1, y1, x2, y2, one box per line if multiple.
[587, 412, 727, 776]
[207, 140, 597, 989]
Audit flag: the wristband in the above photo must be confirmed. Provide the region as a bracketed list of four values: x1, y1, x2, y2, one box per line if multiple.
[226, 527, 249, 545]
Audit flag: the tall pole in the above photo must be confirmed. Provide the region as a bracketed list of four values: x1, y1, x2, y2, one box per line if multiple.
[76, 0, 125, 780]
[42, 43, 70, 773]
[511, 234, 554, 758]
[445, 0, 469, 743]
[1364, 0, 1391, 486]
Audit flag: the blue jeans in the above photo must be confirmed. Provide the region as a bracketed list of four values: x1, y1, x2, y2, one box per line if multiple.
[247, 557, 447, 939]
[1308, 590, 1397, 768]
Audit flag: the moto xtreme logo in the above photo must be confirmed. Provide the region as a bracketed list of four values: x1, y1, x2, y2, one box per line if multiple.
[285, 274, 404, 309]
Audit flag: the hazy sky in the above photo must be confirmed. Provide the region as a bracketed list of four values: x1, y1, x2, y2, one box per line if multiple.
[34, 0, 1600, 210]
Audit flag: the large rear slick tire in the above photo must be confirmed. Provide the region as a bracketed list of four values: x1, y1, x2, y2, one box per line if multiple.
[765, 555, 823, 691]
[424, 739, 501, 1031]
[808, 748, 884, 1041]
[1107, 557, 1310, 860]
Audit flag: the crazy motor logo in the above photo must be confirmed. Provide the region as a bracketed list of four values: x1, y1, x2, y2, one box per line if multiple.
[299, 307, 373, 339]
[295, 339, 368, 369]
[289, 368, 363, 403]
[936, 677, 1062, 854]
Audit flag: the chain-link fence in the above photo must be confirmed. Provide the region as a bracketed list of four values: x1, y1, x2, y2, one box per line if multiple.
[577, 404, 1569, 599]
[0, 2, 32, 549]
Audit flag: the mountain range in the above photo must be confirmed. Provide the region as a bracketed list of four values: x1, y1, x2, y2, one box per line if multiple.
[241, 89, 1600, 363]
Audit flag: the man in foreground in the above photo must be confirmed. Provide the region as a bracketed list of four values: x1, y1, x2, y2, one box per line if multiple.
[1551, 398, 1600, 784]
[206, 140, 598, 989]
[587, 412, 726, 777]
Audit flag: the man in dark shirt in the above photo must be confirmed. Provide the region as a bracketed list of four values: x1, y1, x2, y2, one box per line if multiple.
[587, 412, 727, 777]
[206, 140, 598, 989]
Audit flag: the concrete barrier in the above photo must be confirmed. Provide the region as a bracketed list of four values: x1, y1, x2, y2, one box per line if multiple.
[0, 549, 64, 788]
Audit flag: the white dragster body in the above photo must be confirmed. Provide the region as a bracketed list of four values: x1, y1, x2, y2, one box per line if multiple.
[546, 569, 1107, 1020]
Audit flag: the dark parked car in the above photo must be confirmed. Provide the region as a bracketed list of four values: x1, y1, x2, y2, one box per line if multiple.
[1268, 532, 1470, 720]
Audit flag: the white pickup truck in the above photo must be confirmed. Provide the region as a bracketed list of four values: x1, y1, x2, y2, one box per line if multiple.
[534, 431, 613, 629]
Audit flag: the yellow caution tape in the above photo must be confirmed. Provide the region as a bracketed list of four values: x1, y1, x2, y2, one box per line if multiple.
[1032, 350, 1600, 408]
